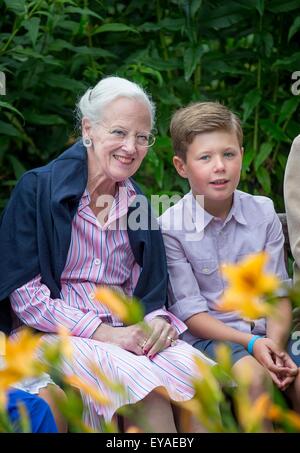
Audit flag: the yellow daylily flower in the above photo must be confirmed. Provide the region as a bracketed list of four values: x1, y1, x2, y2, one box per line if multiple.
[1, 329, 44, 385]
[214, 343, 233, 375]
[94, 287, 129, 323]
[221, 252, 279, 296]
[89, 362, 125, 395]
[219, 290, 273, 319]
[65, 374, 111, 406]
[219, 252, 279, 320]
[56, 325, 73, 361]
[94, 286, 144, 324]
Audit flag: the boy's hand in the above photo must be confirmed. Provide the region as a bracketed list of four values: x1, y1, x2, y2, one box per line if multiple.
[253, 338, 298, 389]
[273, 352, 298, 391]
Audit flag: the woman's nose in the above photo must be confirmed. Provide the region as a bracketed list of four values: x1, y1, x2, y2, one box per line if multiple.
[121, 135, 136, 153]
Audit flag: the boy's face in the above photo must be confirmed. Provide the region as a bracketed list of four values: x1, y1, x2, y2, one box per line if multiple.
[173, 129, 243, 213]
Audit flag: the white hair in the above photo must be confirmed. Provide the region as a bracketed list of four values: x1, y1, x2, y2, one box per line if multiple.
[76, 76, 155, 130]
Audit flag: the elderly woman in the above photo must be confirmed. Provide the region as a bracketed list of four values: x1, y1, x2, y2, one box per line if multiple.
[0, 76, 213, 432]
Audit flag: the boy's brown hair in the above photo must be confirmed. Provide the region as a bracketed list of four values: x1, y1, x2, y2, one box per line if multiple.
[170, 101, 243, 161]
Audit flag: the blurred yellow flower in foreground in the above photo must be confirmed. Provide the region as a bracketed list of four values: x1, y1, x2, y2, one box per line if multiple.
[0, 329, 45, 406]
[0, 329, 44, 385]
[219, 252, 279, 319]
[65, 374, 111, 406]
[94, 287, 144, 324]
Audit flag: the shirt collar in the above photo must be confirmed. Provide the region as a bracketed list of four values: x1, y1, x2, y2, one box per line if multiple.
[184, 189, 247, 233]
[225, 191, 247, 226]
[78, 179, 136, 212]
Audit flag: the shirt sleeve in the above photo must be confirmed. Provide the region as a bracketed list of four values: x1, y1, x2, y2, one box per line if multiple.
[264, 208, 292, 295]
[9, 274, 102, 338]
[161, 230, 209, 321]
[144, 308, 187, 335]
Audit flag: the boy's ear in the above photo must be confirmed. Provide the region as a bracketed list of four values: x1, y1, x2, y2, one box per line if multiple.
[173, 155, 188, 178]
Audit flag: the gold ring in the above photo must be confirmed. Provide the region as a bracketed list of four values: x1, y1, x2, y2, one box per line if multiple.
[140, 340, 147, 349]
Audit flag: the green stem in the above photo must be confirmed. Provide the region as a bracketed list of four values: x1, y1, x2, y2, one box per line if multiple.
[84, 0, 97, 75]
[0, 0, 44, 55]
[253, 15, 263, 153]
[156, 0, 172, 81]
[194, 63, 201, 90]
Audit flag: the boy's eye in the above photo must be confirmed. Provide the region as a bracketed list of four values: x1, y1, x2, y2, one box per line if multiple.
[224, 151, 235, 158]
[200, 155, 210, 160]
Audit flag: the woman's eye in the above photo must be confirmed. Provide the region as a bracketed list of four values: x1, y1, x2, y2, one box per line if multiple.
[112, 129, 126, 137]
[137, 134, 148, 140]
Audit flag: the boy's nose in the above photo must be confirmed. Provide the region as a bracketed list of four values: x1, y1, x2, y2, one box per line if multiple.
[214, 157, 225, 171]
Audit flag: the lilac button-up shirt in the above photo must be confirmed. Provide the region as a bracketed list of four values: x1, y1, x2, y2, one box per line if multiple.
[159, 190, 290, 345]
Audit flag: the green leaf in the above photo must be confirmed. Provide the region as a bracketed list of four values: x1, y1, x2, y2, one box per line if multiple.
[0, 120, 21, 137]
[242, 89, 261, 122]
[64, 6, 103, 21]
[242, 147, 256, 174]
[254, 142, 273, 171]
[288, 16, 300, 42]
[267, 0, 300, 13]
[71, 46, 116, 59]
[92, 23, 138, 35]
[8, 155, 26, 179]
[273, 52, 300, 69]
[45, 74, 85, 92]
[255, 0, 264, 16]
[256, 166, 271, 194]
[260, 119, 289, 142]
[23, 17, 40, 47]
[190, 0, 203, 18]
[278, 98, 300, 125]
[261, 31, 273, 58]
[24, 112, 66, 125]
[184, 47, 206, 81]
[4, 0, 25, 14]
[203, 5, 244, 29]
[0, 101, 24, 121]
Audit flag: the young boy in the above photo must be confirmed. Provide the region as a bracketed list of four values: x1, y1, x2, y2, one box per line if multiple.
[159, 102, 300, 417]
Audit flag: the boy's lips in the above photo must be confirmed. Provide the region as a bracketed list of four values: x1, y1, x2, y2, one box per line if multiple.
[210, 179, 229, 185]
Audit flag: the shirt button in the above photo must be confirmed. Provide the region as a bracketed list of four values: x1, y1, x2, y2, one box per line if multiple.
[202, 268, 210, 274]
[94, 258, 101, 265]
[89, 292, 95, 300]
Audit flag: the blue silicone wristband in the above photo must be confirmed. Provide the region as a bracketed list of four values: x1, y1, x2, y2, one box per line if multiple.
[247, 335, 261, 354]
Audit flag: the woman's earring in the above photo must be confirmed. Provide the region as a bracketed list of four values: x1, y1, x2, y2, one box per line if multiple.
[83, 137, 92, 147]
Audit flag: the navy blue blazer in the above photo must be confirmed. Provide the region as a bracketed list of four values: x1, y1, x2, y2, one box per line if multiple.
[0, 140, 168, 333]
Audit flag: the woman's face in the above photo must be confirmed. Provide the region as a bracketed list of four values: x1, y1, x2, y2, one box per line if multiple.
[82, 97, 152, 184]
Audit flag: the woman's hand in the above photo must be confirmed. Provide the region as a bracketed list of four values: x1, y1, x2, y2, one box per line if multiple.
[92, 318, 178, 357]
[142, 317, 178, 359]
[92, 323, 150, 355]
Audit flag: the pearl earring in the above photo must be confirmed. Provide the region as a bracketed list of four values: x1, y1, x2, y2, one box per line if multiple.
[83, 137, 92, 147]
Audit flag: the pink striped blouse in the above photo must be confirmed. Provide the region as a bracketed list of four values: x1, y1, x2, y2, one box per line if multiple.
[9, 180, 213, 428]
[10, 179, 185, 335]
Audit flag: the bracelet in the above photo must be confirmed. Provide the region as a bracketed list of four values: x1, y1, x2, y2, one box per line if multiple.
[247, 335, 262, 354]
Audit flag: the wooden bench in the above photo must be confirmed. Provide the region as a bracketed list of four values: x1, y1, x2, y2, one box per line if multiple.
[277, 213, 291, 267]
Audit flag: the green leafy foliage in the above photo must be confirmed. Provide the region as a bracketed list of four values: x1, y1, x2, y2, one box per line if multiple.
[1, 0, 300, 211]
